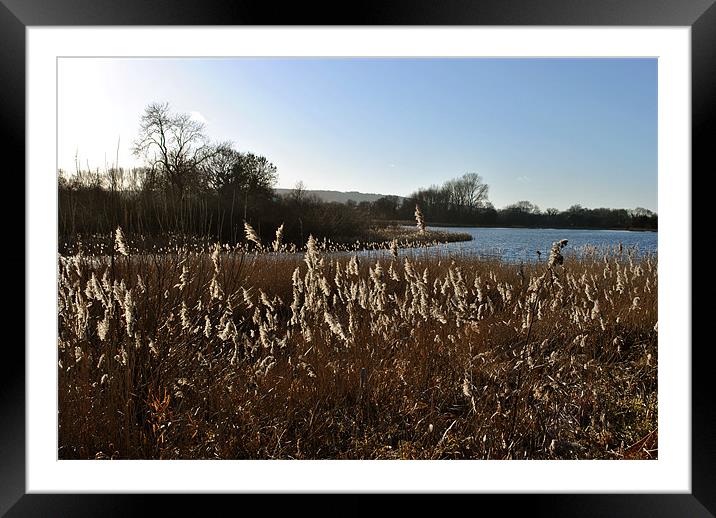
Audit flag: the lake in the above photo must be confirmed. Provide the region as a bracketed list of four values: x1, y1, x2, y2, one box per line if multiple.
[384, 226, 657, 263]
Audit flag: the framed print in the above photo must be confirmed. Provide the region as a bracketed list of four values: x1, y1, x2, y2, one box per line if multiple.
[5, 0, 712, 514]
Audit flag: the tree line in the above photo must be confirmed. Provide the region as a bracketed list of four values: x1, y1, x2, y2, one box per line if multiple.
[371, 188, 658, 230]
[59, 102, 656, 250]
[59, 103, 370, 248]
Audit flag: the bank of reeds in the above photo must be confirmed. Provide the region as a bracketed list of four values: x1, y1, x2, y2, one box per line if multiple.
[58, 230, 657, 459]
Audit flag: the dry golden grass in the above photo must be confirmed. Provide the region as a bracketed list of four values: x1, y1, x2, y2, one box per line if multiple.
[58, 232, 657, 459]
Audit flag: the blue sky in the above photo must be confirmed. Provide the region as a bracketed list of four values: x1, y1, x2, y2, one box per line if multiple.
[58, 57, 657, 211]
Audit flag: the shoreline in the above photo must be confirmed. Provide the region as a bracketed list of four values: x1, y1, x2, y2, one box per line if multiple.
[376, 220, 657, 233]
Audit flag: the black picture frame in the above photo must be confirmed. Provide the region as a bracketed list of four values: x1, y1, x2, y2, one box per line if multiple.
[4, 0, 710, 514]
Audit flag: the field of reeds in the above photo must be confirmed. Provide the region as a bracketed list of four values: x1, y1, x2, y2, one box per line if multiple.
[59, 226, 471, 257]
[58, 228, 657, 459]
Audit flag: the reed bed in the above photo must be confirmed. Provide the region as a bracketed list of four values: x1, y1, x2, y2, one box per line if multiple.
[59, 225, 471, 257]
[58, 229, 657, 459]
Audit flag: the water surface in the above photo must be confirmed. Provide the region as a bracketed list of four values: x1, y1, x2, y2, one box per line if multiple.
[372, 226, 657, 263]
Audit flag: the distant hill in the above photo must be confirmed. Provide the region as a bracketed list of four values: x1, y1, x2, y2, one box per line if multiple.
[274, 188, 405, 204]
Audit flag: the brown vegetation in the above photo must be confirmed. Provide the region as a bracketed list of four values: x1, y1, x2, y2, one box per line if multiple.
[58, 232, 657, 459]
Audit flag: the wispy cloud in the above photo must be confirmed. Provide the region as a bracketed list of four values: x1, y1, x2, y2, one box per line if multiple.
[516, 175, 530, 182]
[190, 111, 208, 125]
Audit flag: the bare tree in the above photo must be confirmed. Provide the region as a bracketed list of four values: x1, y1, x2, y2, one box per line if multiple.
[132, 102, 227, 196]
[460, 172, 490, 211]
[508, 200, 541, 214]
[444, 178, 466, 212]
[631, 207, 655, 218]
[289, 181, 307, 204]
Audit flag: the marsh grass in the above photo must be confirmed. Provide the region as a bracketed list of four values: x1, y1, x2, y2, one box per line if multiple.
[58, 232, 657, 459]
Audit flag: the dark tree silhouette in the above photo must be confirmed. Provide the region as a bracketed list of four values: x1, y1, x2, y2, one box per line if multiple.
[132, 102, 229, 196]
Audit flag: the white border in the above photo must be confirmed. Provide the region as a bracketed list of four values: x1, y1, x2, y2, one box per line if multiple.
[27, 27, 690, 493]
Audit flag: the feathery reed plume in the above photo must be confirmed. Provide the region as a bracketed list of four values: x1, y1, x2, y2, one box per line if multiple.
[175, 265, 189, 291]
[114, 226, 129, 256]
[136, 274, 146, 294]
[124, 289, 135, 337]
[242, 287, 254, 308]
[272, 223, 284, 252]
[548, 239, 568, 268]
[180, 302, 190, 330]
[97, 309, 110, 341]
[324, 310, 347, 341]
[305, 235, 319, 269]
[244, 222, 262, 249]
[390, 238, 399, 259]
[415, 204, 426, 234]
[209, 277, 223, 300]
[211, 242, 221, 274]
[203, 314, 212, 338]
